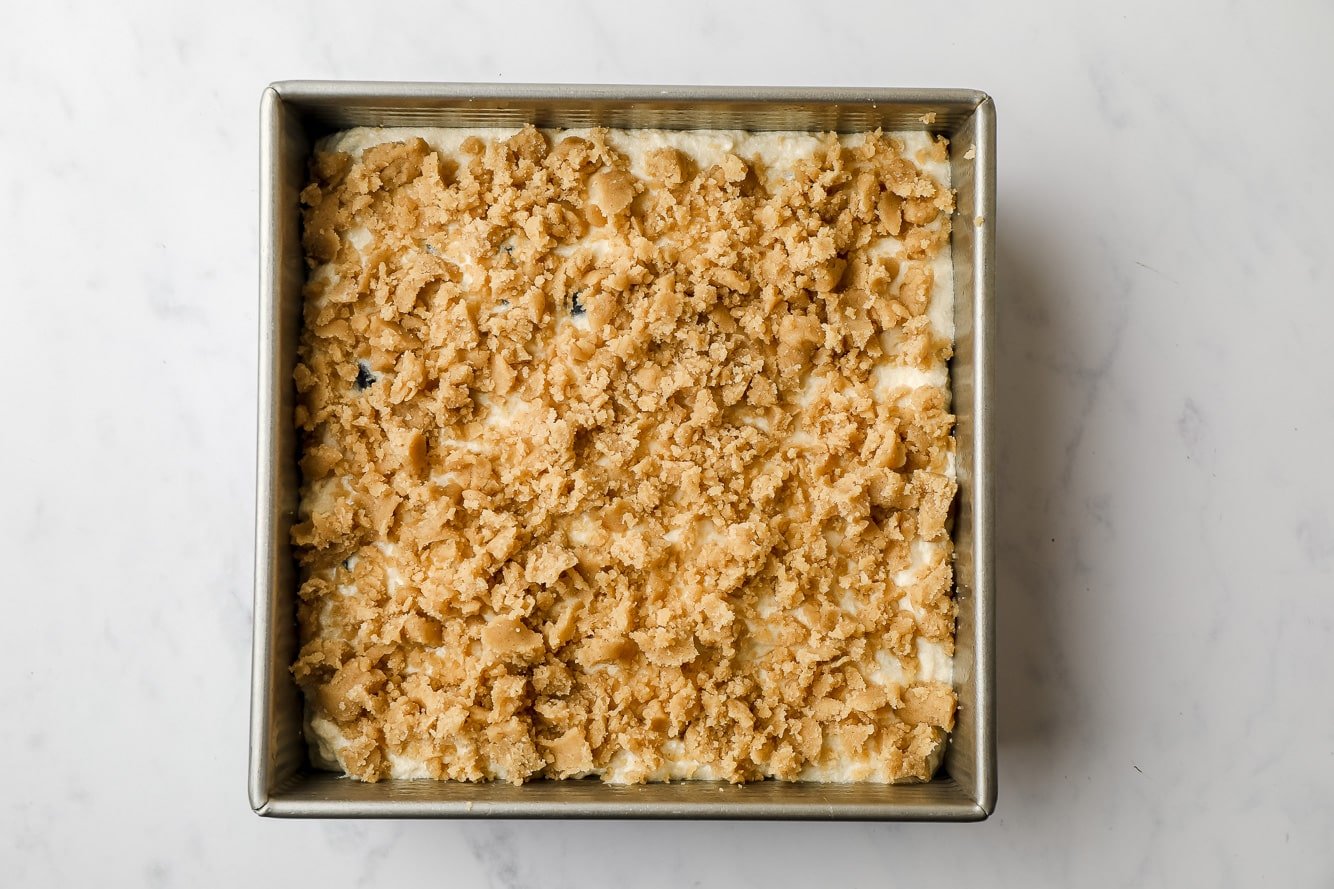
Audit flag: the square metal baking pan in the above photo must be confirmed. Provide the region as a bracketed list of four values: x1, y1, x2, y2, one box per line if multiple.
[251, 81, 995, 820]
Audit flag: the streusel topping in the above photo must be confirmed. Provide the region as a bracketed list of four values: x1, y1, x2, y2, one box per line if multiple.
[291, 126, 958, 784]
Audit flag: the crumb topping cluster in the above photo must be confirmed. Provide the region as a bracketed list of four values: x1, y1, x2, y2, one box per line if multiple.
[291, 126, 959, 784]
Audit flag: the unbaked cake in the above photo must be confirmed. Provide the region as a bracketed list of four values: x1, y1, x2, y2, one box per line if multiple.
[290, 125, 959, 784]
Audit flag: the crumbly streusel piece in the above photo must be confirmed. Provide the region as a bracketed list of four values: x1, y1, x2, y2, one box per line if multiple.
[291, 126, 958, 785]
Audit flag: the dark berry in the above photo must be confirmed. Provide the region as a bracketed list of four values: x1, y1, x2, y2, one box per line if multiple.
[355, 361, 376, 390]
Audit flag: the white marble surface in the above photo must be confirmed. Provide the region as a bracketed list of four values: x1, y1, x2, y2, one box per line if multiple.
[4, 0, 1332, 884]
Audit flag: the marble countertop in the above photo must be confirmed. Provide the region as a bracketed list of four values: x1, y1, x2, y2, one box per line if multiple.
[4, 0, 1332, 884]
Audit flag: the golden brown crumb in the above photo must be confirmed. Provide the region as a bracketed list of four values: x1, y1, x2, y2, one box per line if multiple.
[291, 126, 957, 785]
